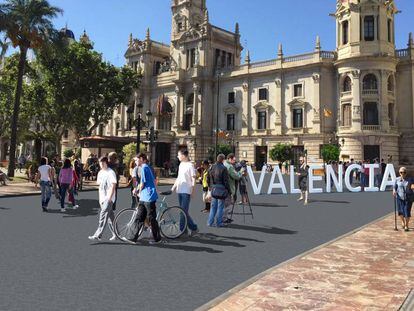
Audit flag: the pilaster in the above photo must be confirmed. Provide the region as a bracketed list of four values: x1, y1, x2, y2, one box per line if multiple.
[351, 70, 362, 131]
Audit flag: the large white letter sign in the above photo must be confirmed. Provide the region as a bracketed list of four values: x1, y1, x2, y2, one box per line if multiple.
[290, 165, 301, 194]
[308, 164, 323, 194]
[267, 165, 287, 194]
[365, 164, 379, 192]
[326, 164, 343, 193]
[247, 165, 266, 195]
[344, 164, 362, 192]
[380, 164, 397, 191]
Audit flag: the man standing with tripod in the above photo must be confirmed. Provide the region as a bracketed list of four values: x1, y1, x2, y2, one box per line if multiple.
[223, 153, 242, 224]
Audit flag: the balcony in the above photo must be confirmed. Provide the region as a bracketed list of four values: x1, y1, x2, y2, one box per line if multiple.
[362, 89, 378, 96]
[341, 91, 352, 98]
[362, 125, 381, 131]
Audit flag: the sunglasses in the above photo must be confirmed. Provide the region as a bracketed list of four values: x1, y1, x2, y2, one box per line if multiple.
[399, 171, 406, 174]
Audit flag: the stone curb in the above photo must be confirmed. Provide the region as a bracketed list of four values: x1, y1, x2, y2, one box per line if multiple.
[195, 212, 394, 311]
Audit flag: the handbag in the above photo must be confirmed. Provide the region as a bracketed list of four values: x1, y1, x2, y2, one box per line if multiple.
[211, 184, 228, 200]
[203, 190, 212, 203]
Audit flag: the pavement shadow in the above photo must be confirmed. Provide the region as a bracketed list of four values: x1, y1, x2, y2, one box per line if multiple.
[228, 223, 297, 235]
[179, 234, 246, 248]
[309, 199, 350, 204]
[92, 241, 222, 253]
[47, 199, 100, 217]
[0, 207, 10, 210]
[249, 203, 289, 208]
[202, 233, 264, 243]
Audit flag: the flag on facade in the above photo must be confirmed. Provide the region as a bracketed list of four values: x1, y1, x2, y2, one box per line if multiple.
[324, 108, 333, 117]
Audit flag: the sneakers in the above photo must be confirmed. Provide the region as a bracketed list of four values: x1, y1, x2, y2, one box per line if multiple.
[73, 205, 79, 210]
[109, 235, 117, 241]
[88, 235, 101, 241]
[297, 197, 304, 201]
[189, 228, 199, 237]
[60, 208, 66, 213]
[42, 206, 48, 212]
[223, 219, 233, 224]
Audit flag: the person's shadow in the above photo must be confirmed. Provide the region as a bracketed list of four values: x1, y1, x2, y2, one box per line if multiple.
[48, 199, 100, 217]
[228, 224, 297, 235]
[0, 207, 10, 210]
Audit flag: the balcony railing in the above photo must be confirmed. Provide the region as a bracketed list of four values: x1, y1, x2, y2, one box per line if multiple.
[362, 89, 378, 96]
[341, 91, 352, 97]
[284, 52, 314, 63]
[362, 125, 381, 131]
[396, 49, 409, 58]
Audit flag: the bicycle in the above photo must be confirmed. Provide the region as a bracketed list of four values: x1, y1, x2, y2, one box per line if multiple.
[113, 191, 188, 241]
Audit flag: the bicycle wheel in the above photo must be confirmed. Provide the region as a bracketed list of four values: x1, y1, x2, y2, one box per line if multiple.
[114, 208, 143, 241]
[159, 206, 187, 239]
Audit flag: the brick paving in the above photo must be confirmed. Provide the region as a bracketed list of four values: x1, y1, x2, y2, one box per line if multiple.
[204, 214, 414, 311]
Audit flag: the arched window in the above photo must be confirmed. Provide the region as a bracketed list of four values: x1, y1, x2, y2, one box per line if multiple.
[183, 93, 194, 130]
[363, 74, 378, 90]
[343, 76, 352, 92]
[387, 75, 394, 92]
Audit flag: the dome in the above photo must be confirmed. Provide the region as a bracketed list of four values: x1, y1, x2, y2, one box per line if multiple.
[60, 28, 75, 40]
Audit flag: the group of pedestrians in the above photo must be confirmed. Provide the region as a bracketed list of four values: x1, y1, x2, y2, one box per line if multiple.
[36, 157, 80, 212]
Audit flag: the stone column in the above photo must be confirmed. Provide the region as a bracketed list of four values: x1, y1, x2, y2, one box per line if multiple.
[312, 73, 321, 133]
[274, 78, 282, 135]
[173, 85, 183, 130]
[241, 82, 249, 136]
[380, 70, 390, 132]
[351, 70, 362, 131]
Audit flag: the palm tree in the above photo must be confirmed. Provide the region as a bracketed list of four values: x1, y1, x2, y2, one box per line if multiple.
[0, 0, 62, 177]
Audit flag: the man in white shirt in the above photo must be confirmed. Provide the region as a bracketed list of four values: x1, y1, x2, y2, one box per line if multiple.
[171, 149, 198, 235]
[88, 156, 117, 241]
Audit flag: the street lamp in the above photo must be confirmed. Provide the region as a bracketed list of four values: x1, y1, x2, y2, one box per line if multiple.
[128, 102, 152, 154]
[145, 125, 159, 165]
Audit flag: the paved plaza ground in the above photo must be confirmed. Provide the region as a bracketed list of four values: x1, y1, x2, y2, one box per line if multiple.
[0, 174, 398, 311]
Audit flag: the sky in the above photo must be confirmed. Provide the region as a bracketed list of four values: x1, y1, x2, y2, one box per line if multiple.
[31, 0, 414, 66]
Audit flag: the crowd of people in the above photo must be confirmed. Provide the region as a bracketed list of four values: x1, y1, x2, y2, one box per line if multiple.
[28, 149, 414, 242]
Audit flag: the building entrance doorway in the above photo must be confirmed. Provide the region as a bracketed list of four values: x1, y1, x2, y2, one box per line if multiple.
[255, 146, 268, 171]
[155, 143, 171, 168]
[364, 145, 380, 161]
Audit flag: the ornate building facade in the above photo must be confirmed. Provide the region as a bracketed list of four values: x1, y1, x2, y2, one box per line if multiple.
[96, 0, 413, 169]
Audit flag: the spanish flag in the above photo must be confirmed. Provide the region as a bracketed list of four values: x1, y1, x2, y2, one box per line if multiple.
[324, 108, 333, 117]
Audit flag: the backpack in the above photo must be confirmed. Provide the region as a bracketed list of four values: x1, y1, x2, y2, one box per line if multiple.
[407, 179, 414, 203]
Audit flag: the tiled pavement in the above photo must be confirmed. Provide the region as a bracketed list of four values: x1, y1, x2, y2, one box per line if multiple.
[202, 214, 414, 311]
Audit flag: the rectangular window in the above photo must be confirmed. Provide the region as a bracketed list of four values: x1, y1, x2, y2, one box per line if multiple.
[388, 103, 394, 126]
[215, 49, 220, 68]
[257, 111, 267, 130]
[98, 124, 104, 136]
[363, 102, 379, 125]
[227, 114, 235, 131]
[293, 108, 303, 128]
[364, 16, 375, 41]
[294, 84, 303, 97]
[387, 19, 392, 42]
[190, 48, 196, 68]
[342, 104, 352, 127]
[342, 21, 349, 45]
[258, 88, 268, 101]
[115, 122, 120, 136]
[186, 49, 190, 68]
[227, 53, 232, 67]
[228, 91, 235, 104]
[63, 130, 69, 139]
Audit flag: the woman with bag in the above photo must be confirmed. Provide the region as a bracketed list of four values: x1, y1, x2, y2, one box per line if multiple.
[393, 167, 413, 231]
[207, 154, 230, 227]
[201, 160, 211, 213]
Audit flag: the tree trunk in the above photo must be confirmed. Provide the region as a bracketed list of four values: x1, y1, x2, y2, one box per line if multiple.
[55, 137, 62, 159]
[34, 138, 42, 163]
[7, 47, 28, 177]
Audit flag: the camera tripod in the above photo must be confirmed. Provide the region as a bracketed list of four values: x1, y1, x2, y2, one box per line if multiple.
[229, 190, 254, 223]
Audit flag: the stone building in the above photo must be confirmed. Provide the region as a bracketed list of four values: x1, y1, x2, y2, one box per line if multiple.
[98, 0, 413, 169]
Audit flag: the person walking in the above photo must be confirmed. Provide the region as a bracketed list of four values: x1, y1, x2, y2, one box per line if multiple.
[128, 159, 139, 209]
[223, 153, 242, 223]
[171, 149, 198, 235]
[88, 156, 117, 241]
[296, 156, 309, 205]
[201, 160, 211, 213]
[68, 166, 79, 209]
[59, 159, 74, 212]
[35, 157, 54, 212]
[393, 167, 413, 232]
[207, 154, 230, 227]
[108, 152, 119, 211]
[124, 153, 161, 244]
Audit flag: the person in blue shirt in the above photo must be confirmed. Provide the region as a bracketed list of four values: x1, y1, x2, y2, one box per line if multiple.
[126, 153, 161, 244]
[393, 167, 413, 232]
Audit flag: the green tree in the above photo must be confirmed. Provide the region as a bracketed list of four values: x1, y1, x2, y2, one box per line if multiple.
[269, 143, 292, 163]
[1, 0, 62, 177]
[216, 143, 233, 157]
[122, 142, 145, 168]
[63, 149, 74, 159]
[321, 144, 340, 163]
